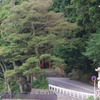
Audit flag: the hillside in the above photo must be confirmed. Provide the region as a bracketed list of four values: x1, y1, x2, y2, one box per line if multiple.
[0, 0, 100, 95]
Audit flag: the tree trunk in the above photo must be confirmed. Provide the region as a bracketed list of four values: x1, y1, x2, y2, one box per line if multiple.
[0, 62, 11, 93]
[6, 78, 12, 93]
[35, 46, 40, 67]
[7, 82, 12, 93]
[12, 61, 17, 68]
[17, 81, 23, 93]
[31, 75, 33, 86]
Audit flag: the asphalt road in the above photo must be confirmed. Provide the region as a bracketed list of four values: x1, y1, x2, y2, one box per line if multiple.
[48, 77, 97, 94]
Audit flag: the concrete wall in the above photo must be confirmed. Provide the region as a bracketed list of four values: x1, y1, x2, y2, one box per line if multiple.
[2, 99, 38, 100]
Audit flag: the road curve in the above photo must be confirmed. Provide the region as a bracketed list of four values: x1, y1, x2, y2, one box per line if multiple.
[48, 77, 97, 94]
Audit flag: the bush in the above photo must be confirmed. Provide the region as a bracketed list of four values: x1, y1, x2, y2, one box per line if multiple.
[10, 80, 20, 92]
[79, 73, 92, 84]
[0, 80, 4, 92]
[32, 76, 48, 89]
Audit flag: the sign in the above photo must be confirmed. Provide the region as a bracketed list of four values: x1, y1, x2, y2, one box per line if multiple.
[91, 76, 96, 82]
[91, 76, 96, 100]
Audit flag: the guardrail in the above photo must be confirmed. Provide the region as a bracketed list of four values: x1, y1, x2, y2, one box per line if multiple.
[49, 84, 94, 99]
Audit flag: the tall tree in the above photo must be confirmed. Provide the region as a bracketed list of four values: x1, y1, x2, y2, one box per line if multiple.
[0, 0, 78, 92]
[84, 30, 100, 67]
[50, 0, 100, 75]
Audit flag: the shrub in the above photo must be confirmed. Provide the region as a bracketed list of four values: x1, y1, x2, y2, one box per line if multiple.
[79, 73, 92, 84]
[0, 80, 4, 92]
[32, 76, 48, 89]
[10, 80, 20, 92]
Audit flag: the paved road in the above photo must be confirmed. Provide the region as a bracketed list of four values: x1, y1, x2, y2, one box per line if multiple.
[48, 77, 97, 94]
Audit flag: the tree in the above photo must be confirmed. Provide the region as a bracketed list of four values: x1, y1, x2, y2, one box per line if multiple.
[54, 37, 93, 73]
[51, 0, 100, 36]
[71, 0, 100, 36]
[84, 30, 100, 67]
[0, 0, 78, 92]
[51, 0, 100, 75]
[49, 0, 70, 12]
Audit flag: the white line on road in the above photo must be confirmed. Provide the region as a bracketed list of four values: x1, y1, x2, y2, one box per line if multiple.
[49, 78, 93, 92]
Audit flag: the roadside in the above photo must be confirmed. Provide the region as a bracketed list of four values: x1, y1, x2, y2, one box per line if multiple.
[48, 77, 95, 100]
[48, 77, 96, 93]
[56, 92, 82, 100]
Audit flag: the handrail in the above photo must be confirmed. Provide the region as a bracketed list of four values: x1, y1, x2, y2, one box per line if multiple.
[49, 84, 94, 99]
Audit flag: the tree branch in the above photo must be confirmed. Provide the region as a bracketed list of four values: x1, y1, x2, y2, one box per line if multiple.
[12, 61, 17, 68]
[31, 23, 36, 36]
[2, 61, 7, 71]
[0, 62, 5, 73]
[36, 24, 46, 31]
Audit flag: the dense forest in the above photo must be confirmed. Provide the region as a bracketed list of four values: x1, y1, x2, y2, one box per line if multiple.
[0, 0, 100, 95]
[50, 0, 100, 74]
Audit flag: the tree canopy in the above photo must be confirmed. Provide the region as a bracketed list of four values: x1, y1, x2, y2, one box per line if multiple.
[84, 30, 100, 66]
[0, 0, 78, 93]
[51, 0, 100, 74]
[0, 0, 99, 94]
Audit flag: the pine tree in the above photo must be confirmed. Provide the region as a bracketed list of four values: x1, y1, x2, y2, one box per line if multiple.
[0, 0, 78, 92]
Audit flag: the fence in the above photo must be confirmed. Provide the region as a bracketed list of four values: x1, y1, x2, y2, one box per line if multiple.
[2, 90, 57, 100]
[49, 84, 94, 99]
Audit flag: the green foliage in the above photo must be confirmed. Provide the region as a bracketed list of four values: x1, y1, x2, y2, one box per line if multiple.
[10, 80, 20, 92]
[32, 76, 48, 89]
[0, 9, 9, 21]
[23, 67, 41, 76]
[1, 0, 99, 92]
[51, 0, 100, 76]
[5, 70, 16, 77]
[80, 73, 92, 83]
[40, 54, 64, 68]
[54, 38, 92, 73]
[40, 54, 51, 60]
[84, 31, 100, 66]
[84, 96, 99, 100]
[0, 80, 4, 92]
[0, 0, 78, 92]
[49, 0, 70, 12]
[51, 0, 100, 35]
[0, 80, 4, 100]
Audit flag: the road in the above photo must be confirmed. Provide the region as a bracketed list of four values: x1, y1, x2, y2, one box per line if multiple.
[48, 77, 97, 94]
